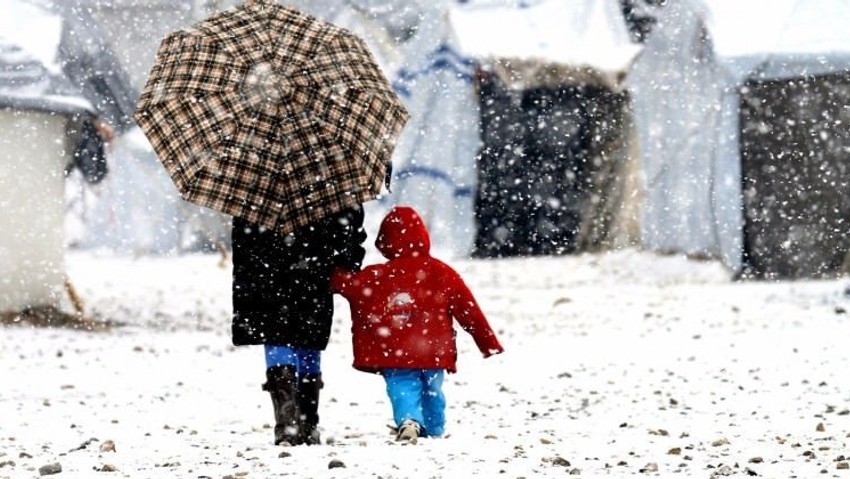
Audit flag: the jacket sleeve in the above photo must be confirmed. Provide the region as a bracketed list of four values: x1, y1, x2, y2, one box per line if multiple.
[330, 268, 356, 297]
[445, 264, 504, 357]
[329, 205, 367, 271]
[327, 206, 366, 298]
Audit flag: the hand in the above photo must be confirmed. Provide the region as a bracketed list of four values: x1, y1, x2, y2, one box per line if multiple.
[95, 118, 115, 152]
[329, 267, 357, 294]
[483, 347, 504, 358]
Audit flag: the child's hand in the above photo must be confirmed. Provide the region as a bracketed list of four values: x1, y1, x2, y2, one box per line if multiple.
[483, 347, 504, 358]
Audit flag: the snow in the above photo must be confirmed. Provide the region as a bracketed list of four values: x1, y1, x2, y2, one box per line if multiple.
[4, 0, 850, 477]
[3, 248, 850, 477]
[705, 0, 850, 58]
[449, 0, 641, 75]
[0, 0, 63, 74]
[0, 1, 97, 115]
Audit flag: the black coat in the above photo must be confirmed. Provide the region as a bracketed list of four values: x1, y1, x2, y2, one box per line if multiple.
[231, 206, 366, 349]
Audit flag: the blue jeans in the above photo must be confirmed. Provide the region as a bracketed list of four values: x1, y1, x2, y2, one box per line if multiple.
[383, 368, 446, 437]
[264, 345, 321, 375]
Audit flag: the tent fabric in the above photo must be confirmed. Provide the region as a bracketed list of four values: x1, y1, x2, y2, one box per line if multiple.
[707, 0, 850, 59]
[0, 40, 93, 116]
[450, 0, 640, 258]
[449, 0, 641, 82]
[628, 0, 850, 277]
[627, 0, 743, 267]
[382, 5, 481, 257]
[0, 0, 138, 131]
[0, 0, 94, 117]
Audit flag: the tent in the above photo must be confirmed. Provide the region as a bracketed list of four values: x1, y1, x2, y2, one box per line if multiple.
[450, 0, 642, 257]
[380, 2, 481, 257]
[0, 0, 136, 312]
[628, 0, 850, 278]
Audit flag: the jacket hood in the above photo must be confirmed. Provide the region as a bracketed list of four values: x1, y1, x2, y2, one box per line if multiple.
[375, 205, 431, 259]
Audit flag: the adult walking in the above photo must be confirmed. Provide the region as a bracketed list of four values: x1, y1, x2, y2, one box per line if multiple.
[232, 207, 366, 445]
[134, 0, 409, 446]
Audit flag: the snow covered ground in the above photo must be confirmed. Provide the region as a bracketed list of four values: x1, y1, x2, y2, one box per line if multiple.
[2, 248, 850, 478]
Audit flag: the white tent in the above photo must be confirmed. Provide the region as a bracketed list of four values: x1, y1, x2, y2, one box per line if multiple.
[449, 0, 642, 257]
[0, 0, 98, 312]
[380, 1, 481, 257]
[628, 0, 850, 276]
[0, 0, 90, 113]
[450, 0, 640, 88]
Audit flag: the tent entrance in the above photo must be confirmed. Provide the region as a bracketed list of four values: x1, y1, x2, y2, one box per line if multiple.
[472, 68, 632, 258]
[740, 72, 850, 278]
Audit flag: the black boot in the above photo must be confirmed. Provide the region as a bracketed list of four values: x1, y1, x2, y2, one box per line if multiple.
[297, 373, 323, 445]
[262, 365, 302, 446]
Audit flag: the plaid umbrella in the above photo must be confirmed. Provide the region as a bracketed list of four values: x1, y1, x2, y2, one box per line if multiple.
[134, 0, 409, 234]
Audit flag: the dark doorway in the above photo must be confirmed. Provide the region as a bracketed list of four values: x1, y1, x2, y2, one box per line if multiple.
[739, 73, 850, 278]
[472, 68, 629, 258]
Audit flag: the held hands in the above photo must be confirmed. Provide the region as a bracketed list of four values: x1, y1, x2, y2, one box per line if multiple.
[329, 267, 358, 294]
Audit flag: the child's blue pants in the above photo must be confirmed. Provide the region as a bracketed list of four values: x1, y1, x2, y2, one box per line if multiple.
[383, 368, 446, 437]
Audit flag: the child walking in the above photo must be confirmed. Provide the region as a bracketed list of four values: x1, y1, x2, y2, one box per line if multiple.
[331, 205, 504, 442]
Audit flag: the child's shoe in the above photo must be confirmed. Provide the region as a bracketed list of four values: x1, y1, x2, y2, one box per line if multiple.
[396, 419, 421, 443]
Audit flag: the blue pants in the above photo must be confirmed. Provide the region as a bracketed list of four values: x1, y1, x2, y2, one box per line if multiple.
[383, 368, 446, 437]
[264, 345, 321, 376]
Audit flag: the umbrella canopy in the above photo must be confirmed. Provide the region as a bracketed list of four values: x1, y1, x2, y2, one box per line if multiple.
[134, 0, 409, 235]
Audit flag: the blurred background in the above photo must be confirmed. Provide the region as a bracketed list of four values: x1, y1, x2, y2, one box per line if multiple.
[2, 0, 849, 315]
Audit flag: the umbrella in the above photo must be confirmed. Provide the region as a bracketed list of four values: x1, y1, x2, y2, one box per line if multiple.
[134, 0, 409, 235]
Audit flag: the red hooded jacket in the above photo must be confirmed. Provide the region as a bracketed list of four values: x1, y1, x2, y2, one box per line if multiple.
[331, 206, 504, 373]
